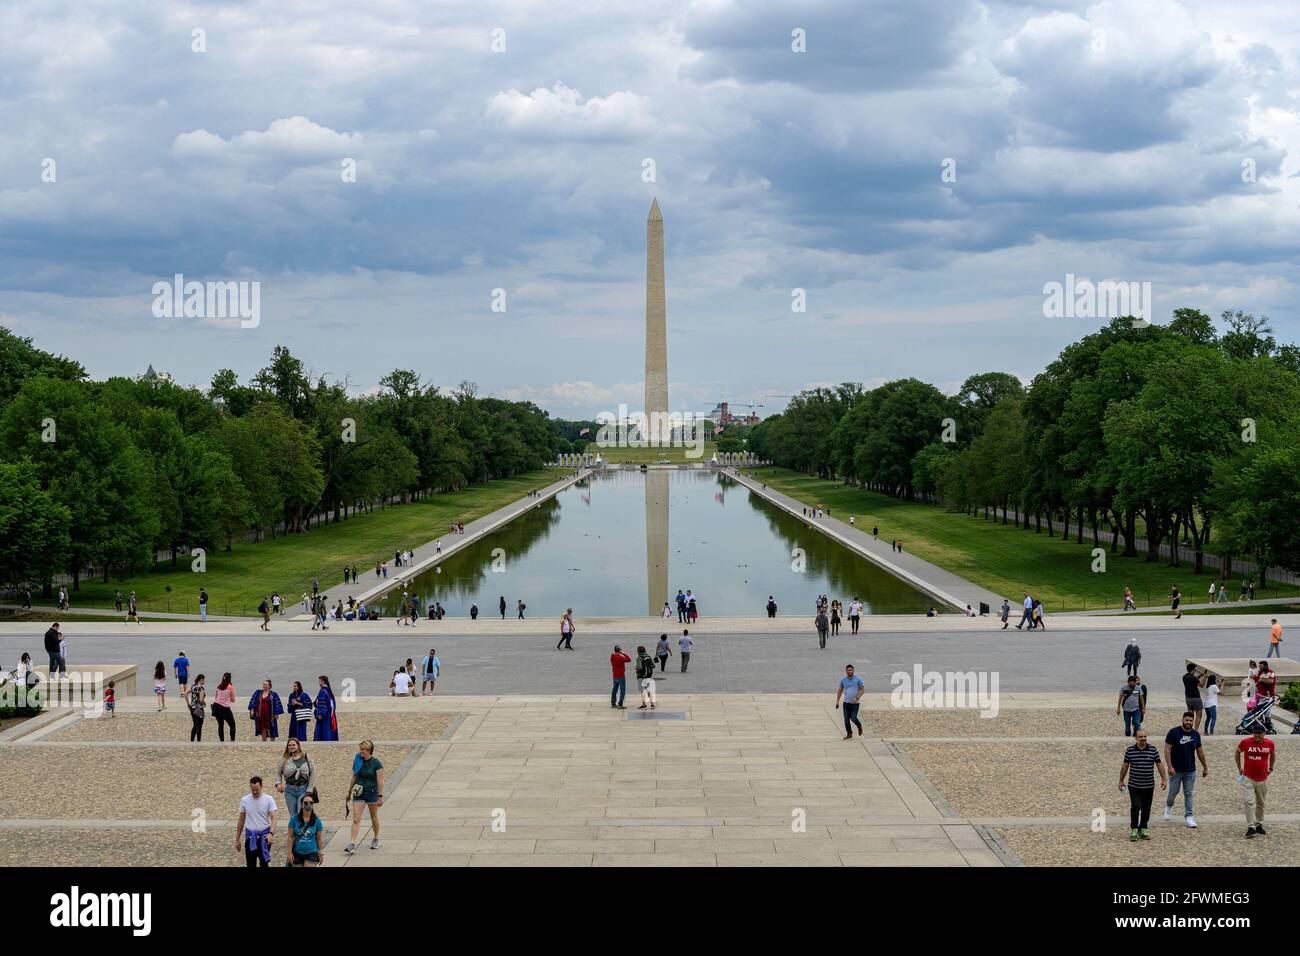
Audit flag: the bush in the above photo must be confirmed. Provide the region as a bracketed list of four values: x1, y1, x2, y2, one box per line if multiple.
[1280, 681, 1300, 714]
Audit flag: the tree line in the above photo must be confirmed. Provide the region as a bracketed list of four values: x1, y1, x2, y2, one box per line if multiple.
[0, 333, 571, 593]
[747, 310, 1300, 580]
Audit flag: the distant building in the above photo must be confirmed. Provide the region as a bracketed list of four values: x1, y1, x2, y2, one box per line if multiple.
[143, 364, 173, 384]
[708, 401, 761, 426]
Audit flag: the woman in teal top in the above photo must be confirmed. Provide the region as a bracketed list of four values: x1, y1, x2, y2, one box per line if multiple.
[345, 739, 384, 855]
[290, 798, 325, 867]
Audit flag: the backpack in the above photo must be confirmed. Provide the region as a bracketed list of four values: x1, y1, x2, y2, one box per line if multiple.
[636, 655, 653, 679]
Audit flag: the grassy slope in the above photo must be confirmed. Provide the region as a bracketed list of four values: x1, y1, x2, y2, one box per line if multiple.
[67, 469, 565, 616]
[750, 467, 1300, 612]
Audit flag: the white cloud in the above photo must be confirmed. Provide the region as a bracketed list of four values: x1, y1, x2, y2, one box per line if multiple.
[485, 82, 652, 138]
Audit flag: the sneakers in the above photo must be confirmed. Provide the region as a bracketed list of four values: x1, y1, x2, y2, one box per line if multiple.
[1246, 827, 1256, 839]
[1185, 816, 1197, 828]
[370, 839, 380, 850]
[843, 734, 853, 740]
[1162, 806, 1172, 821]
[345, 843, 356, 854]
[638, 704, 647, 710]
[1138, 829, 1150, 840]
[1255, 824, 1266, 835]
[1129, 828, 1139, 842]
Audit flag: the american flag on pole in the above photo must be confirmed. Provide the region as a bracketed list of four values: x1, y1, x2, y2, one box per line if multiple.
[714, 426, 724, 435]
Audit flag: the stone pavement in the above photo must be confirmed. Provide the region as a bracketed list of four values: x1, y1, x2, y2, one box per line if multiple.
[325, 694, 1008, 867]
[728, 471, 1005, 612]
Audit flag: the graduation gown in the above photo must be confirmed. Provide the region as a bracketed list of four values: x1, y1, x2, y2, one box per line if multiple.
[313, 686, 338, 741]
[248, 689, 284, 739]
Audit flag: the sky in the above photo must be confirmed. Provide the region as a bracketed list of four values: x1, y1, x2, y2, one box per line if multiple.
[2, 0, 1298, 419]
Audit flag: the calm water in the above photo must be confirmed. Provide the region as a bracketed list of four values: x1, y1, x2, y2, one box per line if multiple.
[370, 470, 931, 617]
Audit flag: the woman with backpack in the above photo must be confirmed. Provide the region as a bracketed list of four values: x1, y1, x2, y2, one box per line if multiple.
[286, 681, 312, 740]
[635, 645, 657, 710]
[188, 674, 206, 742]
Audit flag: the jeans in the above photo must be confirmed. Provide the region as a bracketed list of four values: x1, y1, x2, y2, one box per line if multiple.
[1017, 608, 1032, 628]
[1128, 786, 1154, 830]
[557, 631, 572, 649]
[200, 604, 207, 621]
[850, 615, 860, 634]
[1122, 710, 1142, 736]
[1204, 706, 1217, 734]
[680, 652, 690, 672]
[611, 677, 626, 707]
[1266, 643, 1281, 658]
[48, 651, 60, 672]
[657, 654, 668, 673]
[1166, 770, 1196, 816]
[818, 629, 827, 649]
[842, 702, 862, 736]
[284, 784, 307, 823]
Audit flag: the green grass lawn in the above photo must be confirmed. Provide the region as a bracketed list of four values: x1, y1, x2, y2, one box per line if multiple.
[65, 469, 566, 617]
[590, 442, 717, 464]
[747, 467, 1300, 613]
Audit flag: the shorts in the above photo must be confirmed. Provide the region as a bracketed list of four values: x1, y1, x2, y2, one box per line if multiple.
[292, 850, 321, 865]
[154, 681, 166, 695]
[1185, 697, 1204, 711]
[360, 787, 380, 804]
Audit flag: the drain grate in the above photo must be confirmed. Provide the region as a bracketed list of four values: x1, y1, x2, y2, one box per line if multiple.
[626, 710, 688, 720]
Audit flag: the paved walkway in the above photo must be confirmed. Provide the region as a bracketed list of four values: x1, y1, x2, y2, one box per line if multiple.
[325, 694, 1008, 867]
[727, 470, 1003, 612]
[296, 469, 590, 617]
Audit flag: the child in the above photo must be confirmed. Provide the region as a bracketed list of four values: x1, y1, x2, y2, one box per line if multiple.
[153, 661, 167, 711]
[104, 681, 116, 717]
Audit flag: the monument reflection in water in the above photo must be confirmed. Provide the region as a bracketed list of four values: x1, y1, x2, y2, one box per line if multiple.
[369, 470, 932, 618]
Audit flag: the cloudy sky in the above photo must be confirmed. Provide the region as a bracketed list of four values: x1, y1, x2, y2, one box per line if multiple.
[2, 0, 1298, 417]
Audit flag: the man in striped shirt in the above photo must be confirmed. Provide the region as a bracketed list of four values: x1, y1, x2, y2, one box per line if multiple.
[1119, 729, 1167, 842]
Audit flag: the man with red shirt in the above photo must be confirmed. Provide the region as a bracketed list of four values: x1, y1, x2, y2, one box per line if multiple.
[1235, 729, 1276, 838]
[609, 645, 632, 710]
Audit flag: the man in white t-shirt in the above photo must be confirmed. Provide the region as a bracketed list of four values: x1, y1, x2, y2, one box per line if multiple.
[848, 598, 863, 635]
[236, 776, 278, 868]
[678, 630, 693, 673]
[392, 669, 412, 696]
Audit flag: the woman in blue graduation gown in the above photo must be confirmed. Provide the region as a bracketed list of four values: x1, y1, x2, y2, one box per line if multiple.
[313, 675, 339, 741]
[287, 681, 313, 741]
[247, 679, 285, 740]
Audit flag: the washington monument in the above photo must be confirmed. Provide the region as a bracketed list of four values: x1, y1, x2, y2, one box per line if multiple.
[644, 198, 669, 445]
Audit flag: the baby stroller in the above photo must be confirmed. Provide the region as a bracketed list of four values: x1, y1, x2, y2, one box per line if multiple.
[1236, 696, 1276, 735]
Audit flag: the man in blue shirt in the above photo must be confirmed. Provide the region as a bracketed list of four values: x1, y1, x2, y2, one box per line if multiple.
[420, 648, 441, 696]
[173, 651, 191, 696]
[835, 664, 866, 740]
[1162, 712, 1207, 828]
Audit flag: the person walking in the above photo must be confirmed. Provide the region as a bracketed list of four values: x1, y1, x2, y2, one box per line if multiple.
[420, 649, 441, 694]
[345, 740, 385, 853]
[1119, 729, 1166, 842]
[126, 591, 142, 624]
[1123, 586, 1136, 611]
[1116, 675, 1146, 737]
[248, 679, 284, 741]
[835, 664, 865, 740]
[655, 633, 672, 674]
[815, 608, 829, 649]
[1015, 592, 1033, 630]
[187, 674, 206, 741]
[235, 775, 278, 868]
[173, 650, 191, 698]
[849, 597, 862, 634]
[287, 681, 312, 740]
[198, 587, 208, 622]
[1237, 728, 1276, 838]
[999, 599, 1010, 630]
[42, 624, 62, 675]
[609, 645, 632, 709]
[1182, 663, 1204, 731]
[678, 629, 693, 673]
[1161, 712, 1207, 828]
[766, 596, 778, 618]
[259, 596, 271, 631]
[1267, 619, 1283, 659]
[314, 676, 339, 741]
[276, 738, 316, 843]
[1122, 638, 1141, 678]
[499, 595, 507, 620]
[213, 673, 237, 741]
[557, 609, 574, 650]
[830, 601, 842, 637]
[152, 661, 167, 711]
[1170, 586, 1182, 620]
[635, 645, 657, 710]
[517, 599, 526, 620]
[289, 796, 325, 867]
[1203, 674, 1220, 735]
